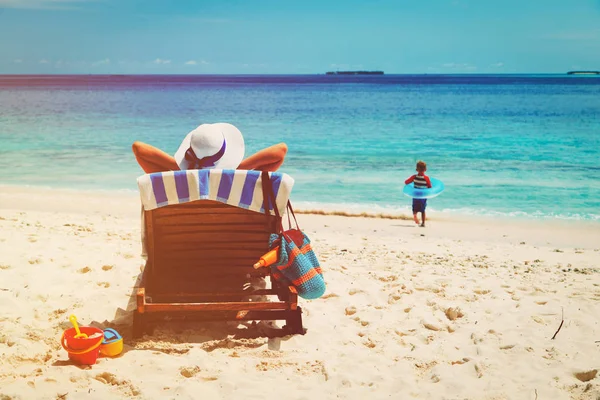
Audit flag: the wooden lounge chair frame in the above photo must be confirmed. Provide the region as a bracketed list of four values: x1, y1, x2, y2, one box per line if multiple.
[133, 199, 304, 338]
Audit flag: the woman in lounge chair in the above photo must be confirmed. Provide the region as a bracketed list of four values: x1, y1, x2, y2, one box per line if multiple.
[132, 123, 287, 174]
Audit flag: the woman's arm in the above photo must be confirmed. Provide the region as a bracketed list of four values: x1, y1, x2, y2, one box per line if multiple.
[238, 143, 288, 172]
[132, 141, 288, 173]
[132, 141, 180, 174]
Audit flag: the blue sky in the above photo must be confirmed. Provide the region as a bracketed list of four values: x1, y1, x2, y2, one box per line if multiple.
[1, 0, 599, 74]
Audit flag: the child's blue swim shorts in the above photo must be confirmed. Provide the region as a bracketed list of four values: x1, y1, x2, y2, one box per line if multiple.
[412, 198, 427, 213]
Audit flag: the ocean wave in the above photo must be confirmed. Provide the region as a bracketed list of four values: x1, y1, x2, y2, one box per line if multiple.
[293, 201, 600, 222]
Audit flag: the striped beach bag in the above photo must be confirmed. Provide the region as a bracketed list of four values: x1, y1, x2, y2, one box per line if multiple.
[262, 172, 326, 300]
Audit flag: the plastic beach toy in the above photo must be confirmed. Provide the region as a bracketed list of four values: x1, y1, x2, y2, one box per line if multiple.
[61, 326, 104, 365]
[69, 314, 88, 339]
[403, 177, 445, 199]
[100, 328, 123, 357]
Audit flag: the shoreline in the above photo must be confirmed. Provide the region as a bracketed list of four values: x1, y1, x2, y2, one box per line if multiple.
[2, 184, 599, 252]
[2, 184, 599, 228]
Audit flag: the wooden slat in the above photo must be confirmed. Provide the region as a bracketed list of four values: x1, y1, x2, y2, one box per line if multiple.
[141, 310, 291, 323]
[152, 267, 255, 279]
[161, 242, 269, 251]
[152, 263, 267, 275]
[155, 231, 271, 245]
[155, 247, 265, 259]
[147, 272, 250, 291]
[148, 265, 269, 286]
[156, 225, 272, 235]
[154, 253, 260, 264]
[154, 262, 255, 271]
[152, 200, 235, 210]
[156, 224, 273, 235]
[151, 289, 278, 298]
[154, 205, 265, 217]
[144, 301, 289, 312]
[155, 213, 276, 226]
[152, 241, 269, 252]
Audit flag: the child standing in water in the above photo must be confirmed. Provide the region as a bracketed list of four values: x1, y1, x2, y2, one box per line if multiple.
[405, 160, 432, 227]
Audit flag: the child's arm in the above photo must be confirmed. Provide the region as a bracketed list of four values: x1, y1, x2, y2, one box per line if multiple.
[424, 175, 432, 188]
[404, 175, 415, 185]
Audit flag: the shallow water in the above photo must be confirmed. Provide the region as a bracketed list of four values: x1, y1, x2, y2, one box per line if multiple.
[1, 74, 599, 221]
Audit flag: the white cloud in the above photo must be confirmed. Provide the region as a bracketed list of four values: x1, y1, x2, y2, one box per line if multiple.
[39, 59, 49, 64]
[441, 62, 477, 71]
[152, 58, 171, 65]
[490, 62, 504, 68]
[0, 0, 92, 9]
[92, 58, 110, 66]
[13, 59, 23, 63]
[185, 60, 209, 66]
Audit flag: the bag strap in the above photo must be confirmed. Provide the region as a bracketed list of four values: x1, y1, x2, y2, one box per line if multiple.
[260, 171, 283, 233]
[261, 172, 300, 232]
[286, 200, 300, 230]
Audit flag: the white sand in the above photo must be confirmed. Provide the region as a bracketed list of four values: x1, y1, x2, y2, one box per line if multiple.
[1, 186, 599, 400]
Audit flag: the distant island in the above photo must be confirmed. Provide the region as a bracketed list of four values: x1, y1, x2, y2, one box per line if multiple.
[326, 71, 384, 75]
[567, 71, 600, 75]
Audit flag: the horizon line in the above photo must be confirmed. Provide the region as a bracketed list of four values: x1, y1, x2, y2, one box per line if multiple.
[0, 72, 593, 76]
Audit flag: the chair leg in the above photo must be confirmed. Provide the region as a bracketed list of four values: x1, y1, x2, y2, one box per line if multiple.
[271, 279, 287, 301]
[133, 311, 145, 339]
[284, 307, 305, 335]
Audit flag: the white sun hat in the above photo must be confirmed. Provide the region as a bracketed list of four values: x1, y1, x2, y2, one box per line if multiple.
[174, 123, 245, 170]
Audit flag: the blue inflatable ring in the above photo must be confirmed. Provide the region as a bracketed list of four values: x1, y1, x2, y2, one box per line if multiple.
[403, 177, 445, 199]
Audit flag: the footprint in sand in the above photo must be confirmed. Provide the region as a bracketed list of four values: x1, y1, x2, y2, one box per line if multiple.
[388, 293, 402, 304]
[363, 338, 376, 348]
[180, 366, 201, 378]
[348, 289, 365, 295]
[94, 372, 141, 396]
[97, 282, 110, 288]
[0, 264, 11, 270]
[102, 265, 114, 271]
[422, 321, 442, 331]
[78, 266, 92, 273]
[445, 307, 464, 321]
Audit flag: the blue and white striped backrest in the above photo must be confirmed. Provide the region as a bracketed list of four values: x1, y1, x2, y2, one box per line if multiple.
[137, 169, 294, 216]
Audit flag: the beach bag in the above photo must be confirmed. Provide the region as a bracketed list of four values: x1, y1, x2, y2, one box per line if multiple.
[261, 172, 326, 300]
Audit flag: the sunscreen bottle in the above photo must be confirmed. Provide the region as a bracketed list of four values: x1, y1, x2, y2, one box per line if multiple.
[253, 247, 279, 269]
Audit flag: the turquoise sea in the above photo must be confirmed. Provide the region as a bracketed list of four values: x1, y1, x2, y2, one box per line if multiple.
[1, 74, 599, 221]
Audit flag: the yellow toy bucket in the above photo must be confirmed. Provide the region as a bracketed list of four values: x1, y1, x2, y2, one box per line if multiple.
[100, 328, 123, 357]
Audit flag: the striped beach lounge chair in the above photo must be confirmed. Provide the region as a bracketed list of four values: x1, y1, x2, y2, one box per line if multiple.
[134, 169, 305, 337]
